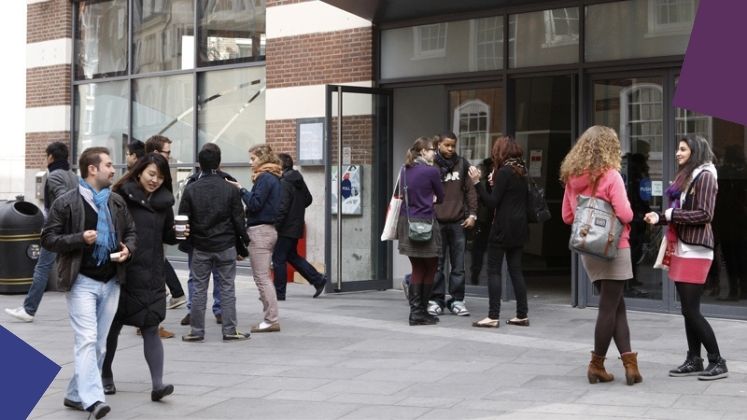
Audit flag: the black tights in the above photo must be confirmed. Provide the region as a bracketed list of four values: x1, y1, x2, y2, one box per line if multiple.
[409, 257, 438, 286]
[102, 322, 164, 389]
[594, 280, 631, 356]
[675, 282, 720, 358]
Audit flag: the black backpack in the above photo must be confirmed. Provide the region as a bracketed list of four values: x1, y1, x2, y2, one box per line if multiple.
[526, 178, 551, 223]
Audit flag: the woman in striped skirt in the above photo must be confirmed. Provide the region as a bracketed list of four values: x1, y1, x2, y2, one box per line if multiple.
[644, 135, 728, 380]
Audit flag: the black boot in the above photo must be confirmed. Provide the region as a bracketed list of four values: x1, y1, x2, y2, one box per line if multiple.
[420, 282, 438, 324]
[698, 353, 728, 381]
[408, 282, 428, 326]
[669, 351, 704, 377]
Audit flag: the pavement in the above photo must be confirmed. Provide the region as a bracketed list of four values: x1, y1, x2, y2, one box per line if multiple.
[2, 268, 747, 420]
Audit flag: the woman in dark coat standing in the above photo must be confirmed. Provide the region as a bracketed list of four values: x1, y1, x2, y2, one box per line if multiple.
[468, 136, 530, 328]
[102, 153, 178, 402]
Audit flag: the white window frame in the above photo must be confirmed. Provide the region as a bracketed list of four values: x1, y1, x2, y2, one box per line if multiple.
[620, 83, 663, 160]
[647, 0, 697, 37]
[453, 99, 490, 163]
[412, 23, 448, 60]
[542, 8, 579, 48]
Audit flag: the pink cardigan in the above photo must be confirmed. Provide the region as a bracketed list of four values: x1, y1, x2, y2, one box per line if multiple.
[562, 169, 634, 249]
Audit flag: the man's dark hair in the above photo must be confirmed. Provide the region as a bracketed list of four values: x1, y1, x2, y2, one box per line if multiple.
[440, 132, 458, 142]
[127, 140, 145, 158]
[79, 147, 110, 178]
[198, 144, 221, 171]
[46, 142, 69, 162]
[144, 135, 172, 153]
[278, 153, 294, 171]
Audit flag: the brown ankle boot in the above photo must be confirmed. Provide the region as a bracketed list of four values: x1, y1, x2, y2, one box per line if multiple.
[588, 351, 614, 383]
[620, 352, 643, 385]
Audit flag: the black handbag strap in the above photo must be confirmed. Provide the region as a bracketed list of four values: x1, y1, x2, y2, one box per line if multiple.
[402, 164, 433, 224]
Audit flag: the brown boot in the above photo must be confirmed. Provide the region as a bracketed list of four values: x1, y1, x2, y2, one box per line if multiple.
[620, 352, 643, 385]
[588, 351, 614, 383]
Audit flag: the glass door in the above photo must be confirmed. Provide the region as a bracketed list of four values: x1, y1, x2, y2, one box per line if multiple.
[324, 85, 393, 292]
[588, 73, 673, 310]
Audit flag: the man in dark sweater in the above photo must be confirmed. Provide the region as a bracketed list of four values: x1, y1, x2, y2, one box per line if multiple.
[272, 153, 327, 300]
[428, 132, 478, 316]
[178, 145, 251, 342]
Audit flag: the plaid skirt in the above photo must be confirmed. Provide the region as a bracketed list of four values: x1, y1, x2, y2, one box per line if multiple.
[397, 215, 441, 258]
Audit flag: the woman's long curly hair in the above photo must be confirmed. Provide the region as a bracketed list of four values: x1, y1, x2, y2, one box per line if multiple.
[559, 125, 621, 186]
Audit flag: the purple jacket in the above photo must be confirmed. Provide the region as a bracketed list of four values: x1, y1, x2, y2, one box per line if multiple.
[399, 163, 444, 219]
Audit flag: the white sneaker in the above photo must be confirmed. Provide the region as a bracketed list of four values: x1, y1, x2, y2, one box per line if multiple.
[5, 307, 34, 322]
[448, 301, 470, 316]
[427, 300, 442, 316]
[167, 295, 186, 309]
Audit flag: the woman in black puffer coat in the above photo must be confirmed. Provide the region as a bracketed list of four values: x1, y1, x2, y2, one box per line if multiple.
[102, 153, 178, 402]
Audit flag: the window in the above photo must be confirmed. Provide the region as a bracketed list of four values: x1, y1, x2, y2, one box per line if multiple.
[542, 8, 579, 47]
[620, 84, 664, 160]
[199, 0, 266, 66]
[413, 23, 448, 59]
[473, 17, 503, 71]
[454, 100, 490, 162]
[648, 0, 697, 36]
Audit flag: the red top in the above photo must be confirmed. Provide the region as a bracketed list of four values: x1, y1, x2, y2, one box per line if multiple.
[562, 168, 634, 249]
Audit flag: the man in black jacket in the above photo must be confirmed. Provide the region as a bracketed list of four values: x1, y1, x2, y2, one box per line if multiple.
[272, 154, 327, 300]
[41, 147, 135, 418]
[178, 145, 250, 342]
[6, 141, 78, 322]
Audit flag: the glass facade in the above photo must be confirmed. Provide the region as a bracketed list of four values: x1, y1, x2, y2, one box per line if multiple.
[509, 8, 579, 68]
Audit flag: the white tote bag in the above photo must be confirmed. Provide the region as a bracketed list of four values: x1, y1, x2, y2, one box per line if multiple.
[380, 169, 403, 241]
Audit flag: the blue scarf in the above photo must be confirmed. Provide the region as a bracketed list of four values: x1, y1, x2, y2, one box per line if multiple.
[78, 179, 117, 266]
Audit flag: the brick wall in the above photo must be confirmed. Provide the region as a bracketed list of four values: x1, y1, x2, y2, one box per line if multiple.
[27, 0, 72, 44]
[267, 116, 374, 165]
[26, 65, 71, 108]
[266, 27, 372, 89]
[26, 132, 71, 168]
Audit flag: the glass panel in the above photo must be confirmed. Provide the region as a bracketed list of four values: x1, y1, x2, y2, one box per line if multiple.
[197, 66, 266, 162]
[199, 0, 266, 66]
[593, 76, 664, 300]
[133, 0, 195, 73]
[509, 76, 573, 300]
[381, 16, 503, 80]
[75, 0, 128, 80]
[508, 8, 579, 68]
[74, 81, 129, 164]
[673, 98, 747, 307]
[132, 74, 194, 164]
[586, 0, 698, 62]
[329, 91, 388, 288]
[448, 87, 504, 165]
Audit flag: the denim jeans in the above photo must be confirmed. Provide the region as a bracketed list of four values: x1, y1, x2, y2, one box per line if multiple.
[272, 235, 324, 298]
[23, 246, 57, 316]
[486, 243, 528, 320]
[248, 224, 279, 324]
[432, 222, 466, 308]
[189, 247, 238, 337]
[65, 274, 120, 409]
[186, 249, 223, 315]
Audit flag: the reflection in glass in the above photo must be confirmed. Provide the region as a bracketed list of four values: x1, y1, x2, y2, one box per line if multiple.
[75, 81, 129, 164]
[199, 0, 266, 66]
[133, 74, 194, 163]
[197, 67, 265, 162]
[593, 77, 664, 300]
[381, 16, 503, 79]
[133, 0, 194, 73]
[586, 0, 698, 62]
[75, 0, 128, 80]
[449, 88, 504, 164]
[509, 8, 579, 68]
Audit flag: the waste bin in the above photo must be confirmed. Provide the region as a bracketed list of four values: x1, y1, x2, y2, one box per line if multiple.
[0, 198, 44, 294]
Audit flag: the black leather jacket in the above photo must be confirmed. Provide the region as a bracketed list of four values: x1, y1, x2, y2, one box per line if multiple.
[41, 188, 137, 291]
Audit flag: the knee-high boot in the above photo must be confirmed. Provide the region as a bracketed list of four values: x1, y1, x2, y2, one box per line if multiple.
[420, 282, 438, 324]
[408, 282, 427, 326]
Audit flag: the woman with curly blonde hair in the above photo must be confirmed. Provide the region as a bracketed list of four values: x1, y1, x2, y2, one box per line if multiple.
[229, 143, 283, 333]
[561, 125, 642, 386]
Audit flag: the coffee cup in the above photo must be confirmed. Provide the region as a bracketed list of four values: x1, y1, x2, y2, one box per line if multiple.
[174, 215, 189, 240]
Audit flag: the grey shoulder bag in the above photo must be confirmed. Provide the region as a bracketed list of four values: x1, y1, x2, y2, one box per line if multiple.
[568, 179, 623, 260]
[402, 166, 434, 242]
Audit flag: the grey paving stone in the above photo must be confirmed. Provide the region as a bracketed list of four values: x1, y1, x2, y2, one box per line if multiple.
[338, 404, 430, 419]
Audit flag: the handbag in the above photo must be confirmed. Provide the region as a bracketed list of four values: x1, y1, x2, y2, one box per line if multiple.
[380, 170, 403, 241]
[526, 177, 551, 223]
[402, 166, 433, 242]
[653, 235, 673, 270]
[568, 180, 623, 259]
